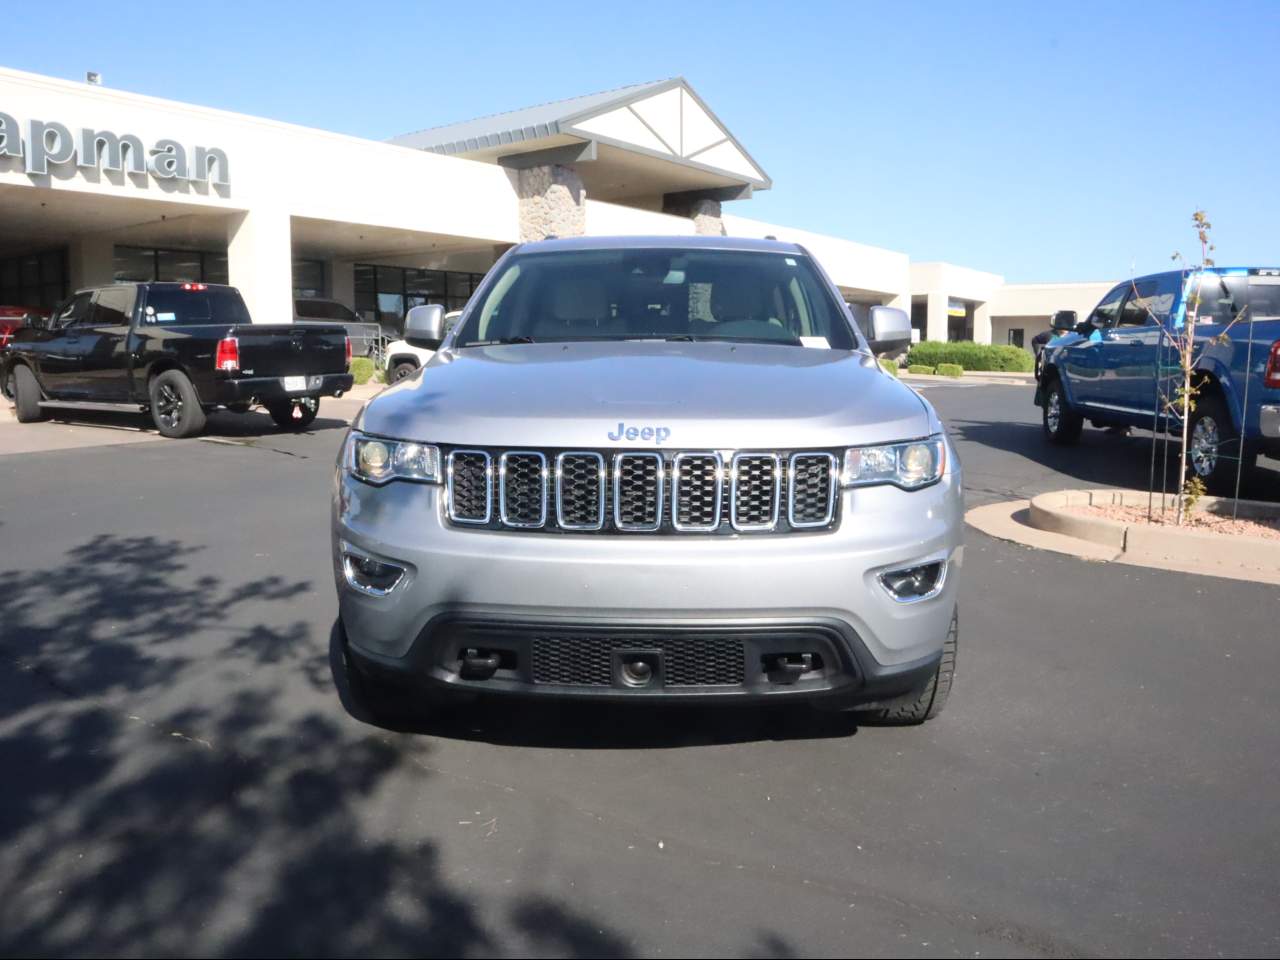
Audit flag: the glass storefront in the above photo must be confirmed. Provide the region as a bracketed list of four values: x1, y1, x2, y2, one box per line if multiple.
[292, 259, 324, 298]
[355, 263, 485, 333]
[114, 246, 228, 285]
[0, 248, 68, 310]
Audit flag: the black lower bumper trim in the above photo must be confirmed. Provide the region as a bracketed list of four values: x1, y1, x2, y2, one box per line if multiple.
[214, 372, 353, 405]
[344, 612, 943, 706]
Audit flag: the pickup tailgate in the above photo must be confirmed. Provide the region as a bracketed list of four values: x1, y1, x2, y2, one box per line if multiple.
[230, 324, 348, 378]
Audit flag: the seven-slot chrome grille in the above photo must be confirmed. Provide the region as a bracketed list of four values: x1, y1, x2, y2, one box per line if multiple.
[445, 446, 839, 535]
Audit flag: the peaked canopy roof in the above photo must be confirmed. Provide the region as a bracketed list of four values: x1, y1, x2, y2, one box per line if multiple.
[389, 78, 771, 203]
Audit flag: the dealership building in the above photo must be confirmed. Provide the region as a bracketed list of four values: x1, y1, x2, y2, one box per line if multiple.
[0, 66, 1111, 347]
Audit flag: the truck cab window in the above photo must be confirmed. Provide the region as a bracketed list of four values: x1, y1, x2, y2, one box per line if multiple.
[1088, 285, 1126, 329]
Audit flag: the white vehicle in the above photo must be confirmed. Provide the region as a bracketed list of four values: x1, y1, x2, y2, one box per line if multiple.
[385, 310, 461, 382]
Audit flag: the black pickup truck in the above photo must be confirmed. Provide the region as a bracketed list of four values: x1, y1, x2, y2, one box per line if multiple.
[1, 282, 353, 437]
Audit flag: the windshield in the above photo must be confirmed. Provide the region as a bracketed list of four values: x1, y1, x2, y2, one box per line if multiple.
[453, 248, 856, 349]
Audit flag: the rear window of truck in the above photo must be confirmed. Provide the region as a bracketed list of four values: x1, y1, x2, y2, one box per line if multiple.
[144, 286, 251, 326]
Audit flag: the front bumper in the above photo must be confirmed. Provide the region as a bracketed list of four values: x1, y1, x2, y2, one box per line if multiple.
[332, 466, 963, 704]
[215, 372, 353, 405]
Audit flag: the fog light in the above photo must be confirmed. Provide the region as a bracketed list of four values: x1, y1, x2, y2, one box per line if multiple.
[342, 548, 405, 596]
[880, 560, 946, 602]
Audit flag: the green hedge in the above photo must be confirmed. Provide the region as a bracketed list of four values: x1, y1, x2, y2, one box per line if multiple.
[905, 341, 1034, 373]
[878, 358, 899, 377]
[907, 364, 935, 375]
[350, 357, 375, 385]
[936, 363, 964, 378]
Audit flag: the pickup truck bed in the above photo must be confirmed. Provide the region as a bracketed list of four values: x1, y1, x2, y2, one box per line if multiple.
[2, 282, 353, 437]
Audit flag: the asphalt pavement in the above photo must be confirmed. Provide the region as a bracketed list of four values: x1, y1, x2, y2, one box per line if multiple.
[1, 383, 1278, 958]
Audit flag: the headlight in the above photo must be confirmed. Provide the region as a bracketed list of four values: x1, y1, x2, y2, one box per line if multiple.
[347, 431, 441, 485]
[841, 435, 945, 490]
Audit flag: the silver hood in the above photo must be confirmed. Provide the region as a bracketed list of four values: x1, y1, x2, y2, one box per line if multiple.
[356, 341, 934, 450]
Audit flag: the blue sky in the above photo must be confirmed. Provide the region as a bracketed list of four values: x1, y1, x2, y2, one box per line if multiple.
[5, 0, 1278, 281]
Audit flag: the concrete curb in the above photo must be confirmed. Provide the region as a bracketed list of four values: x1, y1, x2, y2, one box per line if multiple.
[966, 491, 1280, 585]
[899, 371, 1035, 386]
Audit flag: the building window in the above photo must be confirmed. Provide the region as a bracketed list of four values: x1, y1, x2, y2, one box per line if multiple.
[113, 246, 227, 285]
[354, 263, 487, 334]
[910, 301, 927, 340]
[1007, 328, 1025, 349]
[292, 259, 325, 298]
[0, 248, 69, 310]
[947, 300, 973, 342]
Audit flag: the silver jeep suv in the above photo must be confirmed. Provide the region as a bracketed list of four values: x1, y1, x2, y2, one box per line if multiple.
[332, 237, 962, 724]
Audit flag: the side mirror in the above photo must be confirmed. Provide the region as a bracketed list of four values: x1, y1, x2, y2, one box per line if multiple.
[867, 305, 912, 353]
[404, 303, 445, 346]
[1050, 310, 1076, 333]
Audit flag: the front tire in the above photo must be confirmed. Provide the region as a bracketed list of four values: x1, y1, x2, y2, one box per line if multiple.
[11, 365, 47, 423]
[1042, 375, 1083, 445]
[856, 610, 957, 725]
[339, 621, 439, 727]
[149, 370, 207, 438]
[390, 361, 417, 383]
[267, 396, 319, 430]
[1187, 394, 1243, 495]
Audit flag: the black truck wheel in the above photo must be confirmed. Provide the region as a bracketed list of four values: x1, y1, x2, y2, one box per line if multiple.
[1187, 395, 1244, 495]
[1042, 375, 1083, 445]
[268, 396, 319, 430]
[149, 370, 207, 438]
[391, 361, 417, 383]
[11, 365, 48, 423]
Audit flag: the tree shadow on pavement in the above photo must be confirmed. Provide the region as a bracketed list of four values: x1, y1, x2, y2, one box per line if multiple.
[0, 534, 726, 958]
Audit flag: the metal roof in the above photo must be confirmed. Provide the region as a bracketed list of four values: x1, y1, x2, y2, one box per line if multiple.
[389, 80, 675, 155]
[388, 78, 771, 190]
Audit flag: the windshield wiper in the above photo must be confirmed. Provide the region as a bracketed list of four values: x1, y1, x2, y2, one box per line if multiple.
[464, 335, 536, 346]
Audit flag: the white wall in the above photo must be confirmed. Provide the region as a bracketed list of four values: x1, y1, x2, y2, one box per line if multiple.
[0, 66, 519, 320]
[722, 213, 911, 308]
[585, 199, 696, 236]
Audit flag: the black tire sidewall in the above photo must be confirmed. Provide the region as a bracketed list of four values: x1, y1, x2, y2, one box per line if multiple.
[1042, 378, 1081, 444]
[12, 365, 46, 422]
[269, 397, 319, 430]
[149, 370, 206, 438]
[392, 362, 416, 382]
[1188, 396, 1237, 493]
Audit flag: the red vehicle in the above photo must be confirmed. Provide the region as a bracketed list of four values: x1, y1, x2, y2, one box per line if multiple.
[0, 306, 47, 349]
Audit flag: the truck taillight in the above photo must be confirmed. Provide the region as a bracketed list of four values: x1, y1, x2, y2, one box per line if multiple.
[344, 335, 352, 369]
[1266, 340, 1280, 389]
[215, 336, 240, 373]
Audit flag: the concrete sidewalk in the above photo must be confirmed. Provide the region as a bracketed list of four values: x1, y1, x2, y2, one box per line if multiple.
[1, 380, 383, 457]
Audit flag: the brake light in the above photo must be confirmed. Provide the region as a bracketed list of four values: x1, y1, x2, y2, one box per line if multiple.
[344, 334, 352, 369]
[1266, 340, 1280, 389]
[215, 336, 240, 373]
[181, 282, 208, 291]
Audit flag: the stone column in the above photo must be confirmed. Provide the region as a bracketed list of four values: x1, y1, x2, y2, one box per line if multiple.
[690, 198, 725, 236]
[926, 291, 950, 342]
[227, 208, 294, 323]
[516, 164, 585, 241]
[973, 301, 992, 345]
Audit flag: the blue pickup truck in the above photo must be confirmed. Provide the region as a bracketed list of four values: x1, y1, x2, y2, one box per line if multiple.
[1036, 267, 1280, 491]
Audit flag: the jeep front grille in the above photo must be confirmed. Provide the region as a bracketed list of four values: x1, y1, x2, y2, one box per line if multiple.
[530, 635, 745, 686]
[445, 446, 840, 535]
